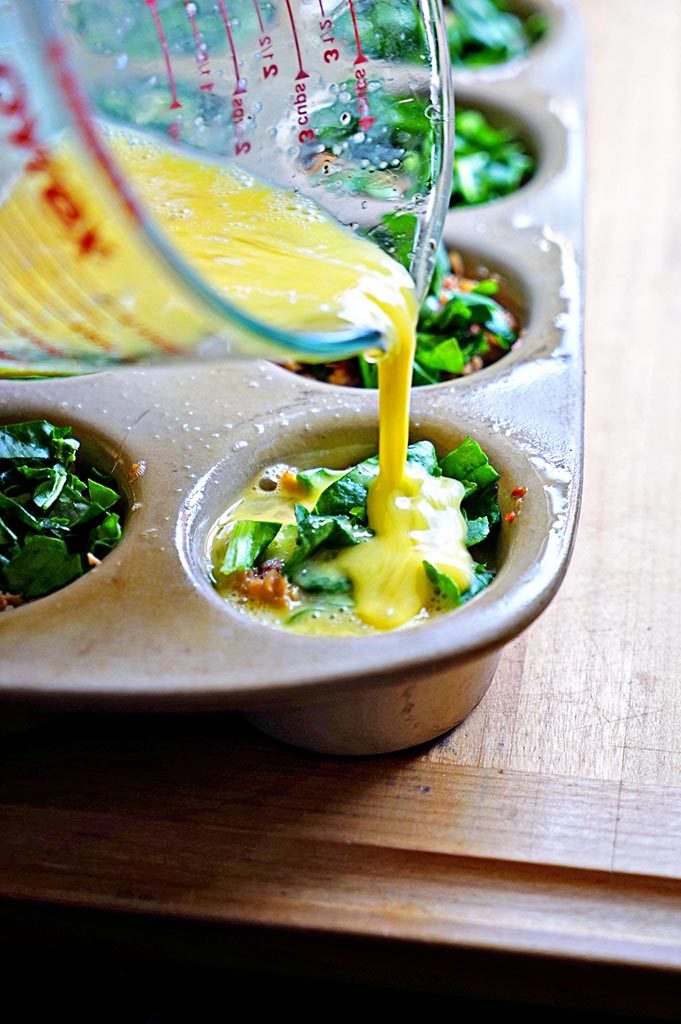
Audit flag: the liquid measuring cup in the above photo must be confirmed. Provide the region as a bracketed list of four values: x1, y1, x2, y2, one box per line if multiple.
[0, 0, 453, 374]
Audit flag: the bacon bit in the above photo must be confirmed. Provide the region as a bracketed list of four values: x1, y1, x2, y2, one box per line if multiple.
[280, 470, 305, 496]
[441, 273, 460, 293]
[87, 552, 102, 568]
[511, 486, 527, 499]
[328, 363, 354, 386]
[0, 592, 23, 612]
[128, 460, 146, 483]
[462, 355, 484, 375]
[281, 360, 302, 373]
[504, 511, 517, 524]
[233, 560, 297, 608]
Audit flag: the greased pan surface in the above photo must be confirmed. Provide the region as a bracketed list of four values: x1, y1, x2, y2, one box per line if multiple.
[0, 1, 583, 749]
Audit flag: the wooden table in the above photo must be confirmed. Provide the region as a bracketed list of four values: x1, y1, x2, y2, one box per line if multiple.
[3, 0, 681, 1012]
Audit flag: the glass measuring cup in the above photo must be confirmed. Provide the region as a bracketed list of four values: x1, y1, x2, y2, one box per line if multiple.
[0, 0, 453, 374]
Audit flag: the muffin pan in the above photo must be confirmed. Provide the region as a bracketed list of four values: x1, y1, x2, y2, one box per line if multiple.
[0, 0, 583, 754]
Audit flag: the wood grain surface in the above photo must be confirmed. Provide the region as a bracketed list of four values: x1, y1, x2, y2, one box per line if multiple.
[2, 0, 681, 1009]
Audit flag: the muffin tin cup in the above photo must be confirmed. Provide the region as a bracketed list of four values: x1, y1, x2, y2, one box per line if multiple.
[0, 0, 583, 754]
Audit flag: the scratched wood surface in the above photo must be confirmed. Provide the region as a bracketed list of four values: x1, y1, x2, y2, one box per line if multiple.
[2, 0, 681, 1007]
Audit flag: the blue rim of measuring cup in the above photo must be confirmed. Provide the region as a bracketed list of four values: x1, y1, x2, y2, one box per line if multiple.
[29, 0, 454, 364]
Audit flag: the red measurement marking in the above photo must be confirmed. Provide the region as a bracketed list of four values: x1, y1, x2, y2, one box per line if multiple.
[0, 55, 114, 252]
[14, 326, 65, 360]
[167, 121, 181, 141]
[46, 41, 140, 224]
[318, 0, 326, 14]
[285, 0, 309, 80]
[143, 0, 182, 109]
[216, 0, 246, 95]
[183, 1, 214, 91]
[354, 65, 374, 131]
[252, 0, 265, 33]
[348, 0, 367, 64]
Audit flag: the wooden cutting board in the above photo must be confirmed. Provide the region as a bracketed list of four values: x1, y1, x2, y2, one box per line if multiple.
[2, 0, 681, 1012]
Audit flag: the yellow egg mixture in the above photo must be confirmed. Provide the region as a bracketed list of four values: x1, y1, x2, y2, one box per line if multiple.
[1, 131, 474, 633]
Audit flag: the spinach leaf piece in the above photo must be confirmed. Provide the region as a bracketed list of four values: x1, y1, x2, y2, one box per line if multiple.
[315, 441, 438, 518]
[19, 463, 68, 510]
[0, 420, 124, 602]
[262, 523, 298, 564]
[464, 481, 501, 526]
[51, 427, 79, 466]
[313, 458, 379, 519]
[464, 514, 491, 547]
[0, 420, 56, 462]
[88, 478, 120, 511]
[416, 335, 465, 375]
[448, 0, 548, 67]
[285, 506, 372, 572]
[429, 243, 453, 301]
[460, 562, 496, 603]
[0, 514, 18, 546]
[0, 491, 41, 530]
[358, 355, 379, 390]
[4, 535, 83, 598]
[219, 520, 281, 576]
[411, 359, 440, 387]
[286, 592, 354, 624]
[424, 559, 495, 609]
[441, 436, 500, 490]
[423, 561, 462, 608]
[288, 559, 353, 594]
[365, 211, 419, 272]
[50, 480, 92, 527]
[295, 467, 346, 494]
[452, 108, 535, 206]
[89, 513, 122, 558]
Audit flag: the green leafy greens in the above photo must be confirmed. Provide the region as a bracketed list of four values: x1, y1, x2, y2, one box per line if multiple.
[447, 0, 548, 67]
[215, 438, 501, 623]
[306, 89, 535, 212]
[299, 98, 529, 389]
[0, 421, 124, 603]
[335, 0, 547, 68]
[300, 235, 518, 389]
[453, 108, 535, 206]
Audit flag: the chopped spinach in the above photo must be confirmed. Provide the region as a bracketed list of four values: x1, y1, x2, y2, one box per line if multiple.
[0, 421, 124, 603]
[220, 437, 500, 619]
[453, 108, 535, 206]
[315, 441, 438, 519]
[287, 559, 353, 595]
[297, 97, 529, 389]
[305, 87, 534, 213]
[335, 0, 547, 67]
[285, 506, 373, 572]
[440, 435, 500, 489]
[423, 560, 462, 608]
[220, 520, 281, 575]
[461, 562, 496, 602]
[447, 0, 548, 67]
[295, 245, 518, 389]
